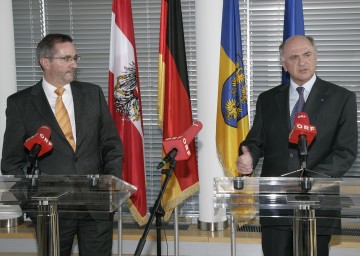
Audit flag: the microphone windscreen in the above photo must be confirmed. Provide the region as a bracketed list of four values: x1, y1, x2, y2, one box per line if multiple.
[162, 121, 203, 161]
[181, 121, 203, 142]
[37, 125, 51, 139]
[294, 112, 309, 125]
[24, 126, 53, 157]
[289, 112, 317, 145]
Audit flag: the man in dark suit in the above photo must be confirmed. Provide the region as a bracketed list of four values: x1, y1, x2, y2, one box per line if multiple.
[1, 34, 124, 256]
[236, 35, 357, 256]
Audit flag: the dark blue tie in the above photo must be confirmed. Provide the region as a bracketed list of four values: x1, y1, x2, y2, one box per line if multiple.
[290, 87, 305, 128]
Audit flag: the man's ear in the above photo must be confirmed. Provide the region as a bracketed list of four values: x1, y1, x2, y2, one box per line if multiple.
[39, 57, 49, 70]
[281, 60, 287, 72]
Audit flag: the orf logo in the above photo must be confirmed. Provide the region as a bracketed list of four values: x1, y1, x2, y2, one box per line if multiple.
[181, 137, 191, 156]
[295, 123, 316, 132]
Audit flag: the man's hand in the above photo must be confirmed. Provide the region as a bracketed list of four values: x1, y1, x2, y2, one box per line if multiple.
[236, 146, 254, 175]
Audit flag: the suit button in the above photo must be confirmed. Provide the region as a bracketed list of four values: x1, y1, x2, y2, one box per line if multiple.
[290, 153, 294, 158]
[74, 157, 78, 162]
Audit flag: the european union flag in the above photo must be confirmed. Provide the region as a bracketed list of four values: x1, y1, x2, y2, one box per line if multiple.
[282, 0, 305, 84]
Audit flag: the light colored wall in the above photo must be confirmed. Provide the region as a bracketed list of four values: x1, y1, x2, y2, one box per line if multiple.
[0, 0, 17, 162]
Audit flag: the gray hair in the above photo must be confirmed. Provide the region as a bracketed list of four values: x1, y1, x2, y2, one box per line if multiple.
[36, 33, 73, 63]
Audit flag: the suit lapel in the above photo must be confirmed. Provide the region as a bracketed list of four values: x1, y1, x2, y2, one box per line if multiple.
[31, 81, 63, 135]
[274, 83, 292, 130]
[274, 78, 327, 131]
[303, 76, 326, 120]
[71, 82, 86, 149]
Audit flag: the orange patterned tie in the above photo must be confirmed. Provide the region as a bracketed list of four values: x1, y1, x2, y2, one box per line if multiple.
[55, 88, 76, 151]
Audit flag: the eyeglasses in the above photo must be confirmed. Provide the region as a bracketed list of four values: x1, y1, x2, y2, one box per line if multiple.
[45, 55, 81, 63]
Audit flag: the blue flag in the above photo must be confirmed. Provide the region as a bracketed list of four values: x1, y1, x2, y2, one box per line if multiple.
[282, 0, 305, 83]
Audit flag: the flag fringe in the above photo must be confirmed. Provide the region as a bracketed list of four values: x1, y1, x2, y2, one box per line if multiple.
[229, 179, 257, 228]
[216, 148, 256, 227]
[232, 203, 257, 228]
[127, 199, 148, 226]
[162, 182, 200, 221]
[157, 54, 165, 129]
[216, 148, 235, 177]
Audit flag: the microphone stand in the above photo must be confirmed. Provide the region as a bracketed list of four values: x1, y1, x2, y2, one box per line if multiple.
[283, 135, 330, 190]
[26, 145, 41, 174]
[30, 160, 41, 187]
[298, 134, 308, 171]
[134, 157, 177, 256]
[26, 148, 41, 187]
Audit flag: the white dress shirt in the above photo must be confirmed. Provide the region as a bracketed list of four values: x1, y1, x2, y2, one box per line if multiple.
[289, 74, 316, 115]
[42, 78, 77, 142]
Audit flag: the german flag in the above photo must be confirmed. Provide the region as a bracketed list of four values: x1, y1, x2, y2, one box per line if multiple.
[158, 0, 199, 220]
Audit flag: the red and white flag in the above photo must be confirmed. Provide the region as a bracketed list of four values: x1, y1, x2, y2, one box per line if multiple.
[108, 0, 147, 226]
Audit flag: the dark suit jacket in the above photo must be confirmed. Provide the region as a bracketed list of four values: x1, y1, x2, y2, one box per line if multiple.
[240, 76, 358, 234]
[1, 80, 124, 219]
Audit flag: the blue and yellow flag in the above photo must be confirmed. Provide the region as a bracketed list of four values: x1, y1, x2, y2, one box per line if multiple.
[216, 0, 249, 177]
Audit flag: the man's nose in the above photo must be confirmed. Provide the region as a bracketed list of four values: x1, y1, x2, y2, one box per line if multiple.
[298, 56, 306, 65]
[69, 60, 77, 68]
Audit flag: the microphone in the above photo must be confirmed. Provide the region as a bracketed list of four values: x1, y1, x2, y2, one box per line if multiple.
[24, 126, 53, 159]
[157, 121, 203, 169]
[289, 112, 317, 156]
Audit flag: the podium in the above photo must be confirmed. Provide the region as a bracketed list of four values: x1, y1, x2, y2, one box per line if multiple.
[0, 174, 136, 256]
[214, 176, 360, 256]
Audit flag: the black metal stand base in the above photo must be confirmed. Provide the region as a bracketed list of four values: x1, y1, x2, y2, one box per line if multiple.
[134, 160, 176, 256]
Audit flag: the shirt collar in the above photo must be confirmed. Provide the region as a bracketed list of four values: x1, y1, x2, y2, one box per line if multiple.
[290, 74, 316, 94]
[42, 78, 71, 98]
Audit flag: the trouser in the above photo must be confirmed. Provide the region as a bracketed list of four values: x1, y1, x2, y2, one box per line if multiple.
[261, 226, 331, 256]
[31, 215, 114, 256]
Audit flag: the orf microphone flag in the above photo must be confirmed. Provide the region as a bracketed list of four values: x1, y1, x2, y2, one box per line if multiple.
[24, 126, 53, 158]
[162, 121, 203, 161]
[289, 112, 317, 145]
[158, 121, 203, 169]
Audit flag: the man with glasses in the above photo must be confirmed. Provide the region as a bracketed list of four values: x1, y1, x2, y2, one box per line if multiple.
[1, 33, 124, 256]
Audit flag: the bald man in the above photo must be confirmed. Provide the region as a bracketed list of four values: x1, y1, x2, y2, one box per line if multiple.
[236, 35, 357, 256]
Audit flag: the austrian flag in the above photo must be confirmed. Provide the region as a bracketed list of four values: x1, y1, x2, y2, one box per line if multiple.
[108, 0, 147, 226]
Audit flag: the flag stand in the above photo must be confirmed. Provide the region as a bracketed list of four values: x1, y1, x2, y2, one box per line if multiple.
[134, 158, 177, 256]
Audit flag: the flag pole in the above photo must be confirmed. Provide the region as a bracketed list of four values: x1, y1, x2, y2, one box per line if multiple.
[117, 206, 122, 256]
[174, 206, 179, 256]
